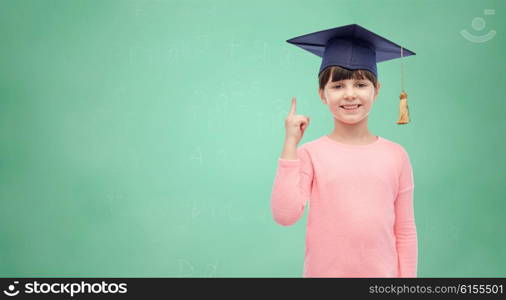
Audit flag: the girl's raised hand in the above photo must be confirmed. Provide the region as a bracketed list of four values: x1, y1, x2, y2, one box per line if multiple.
[284, 97, 310, 145]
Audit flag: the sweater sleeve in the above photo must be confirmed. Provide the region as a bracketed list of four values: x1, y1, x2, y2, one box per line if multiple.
[270, 146, 314, 226]
[394, 147, 417, 277]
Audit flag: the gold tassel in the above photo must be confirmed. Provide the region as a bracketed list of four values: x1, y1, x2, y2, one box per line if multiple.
[397, 91, 410, 124]
[397, 46, 410, 124]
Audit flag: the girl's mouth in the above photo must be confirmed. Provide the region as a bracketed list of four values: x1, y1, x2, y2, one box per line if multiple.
[339, 104, 362, 111]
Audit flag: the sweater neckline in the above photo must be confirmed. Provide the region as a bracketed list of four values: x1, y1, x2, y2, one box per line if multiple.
[322, 134, 382, 150]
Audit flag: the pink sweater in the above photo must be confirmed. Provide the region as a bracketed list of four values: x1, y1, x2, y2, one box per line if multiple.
[271, 135, 417, 278]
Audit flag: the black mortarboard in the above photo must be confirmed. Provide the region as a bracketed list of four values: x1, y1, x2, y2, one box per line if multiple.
[286, 24, 415, 77]
[286, 24, 416, 124]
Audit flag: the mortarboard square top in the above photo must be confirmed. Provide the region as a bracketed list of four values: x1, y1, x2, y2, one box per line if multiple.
[286, 24, 415, 78]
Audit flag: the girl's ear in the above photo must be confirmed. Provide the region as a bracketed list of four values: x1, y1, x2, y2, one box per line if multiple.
[318, 87, 327, 104]
[374, 81, 381, 98]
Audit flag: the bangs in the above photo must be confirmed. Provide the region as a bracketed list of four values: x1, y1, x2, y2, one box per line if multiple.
[318, 66, 377, 90]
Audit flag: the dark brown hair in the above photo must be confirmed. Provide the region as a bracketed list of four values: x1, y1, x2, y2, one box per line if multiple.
[318, 66, 378, 91]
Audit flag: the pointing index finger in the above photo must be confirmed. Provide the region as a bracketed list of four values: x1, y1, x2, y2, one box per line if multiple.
[289, 97, 296, 115]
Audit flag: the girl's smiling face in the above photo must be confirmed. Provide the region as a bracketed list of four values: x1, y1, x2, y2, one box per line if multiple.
[319, 77, 381, 125]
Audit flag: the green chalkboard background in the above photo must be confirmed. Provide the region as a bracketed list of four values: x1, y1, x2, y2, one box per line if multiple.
[1, 0, 505, 277]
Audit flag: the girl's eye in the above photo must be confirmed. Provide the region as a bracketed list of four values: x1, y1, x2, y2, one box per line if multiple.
[333, 83, 367, 89]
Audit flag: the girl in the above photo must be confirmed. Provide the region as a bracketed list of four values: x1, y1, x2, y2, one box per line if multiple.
[271, 24, 417, 278]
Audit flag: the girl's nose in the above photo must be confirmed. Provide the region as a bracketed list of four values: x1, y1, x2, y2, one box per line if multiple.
[343, 86, 357, 98]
